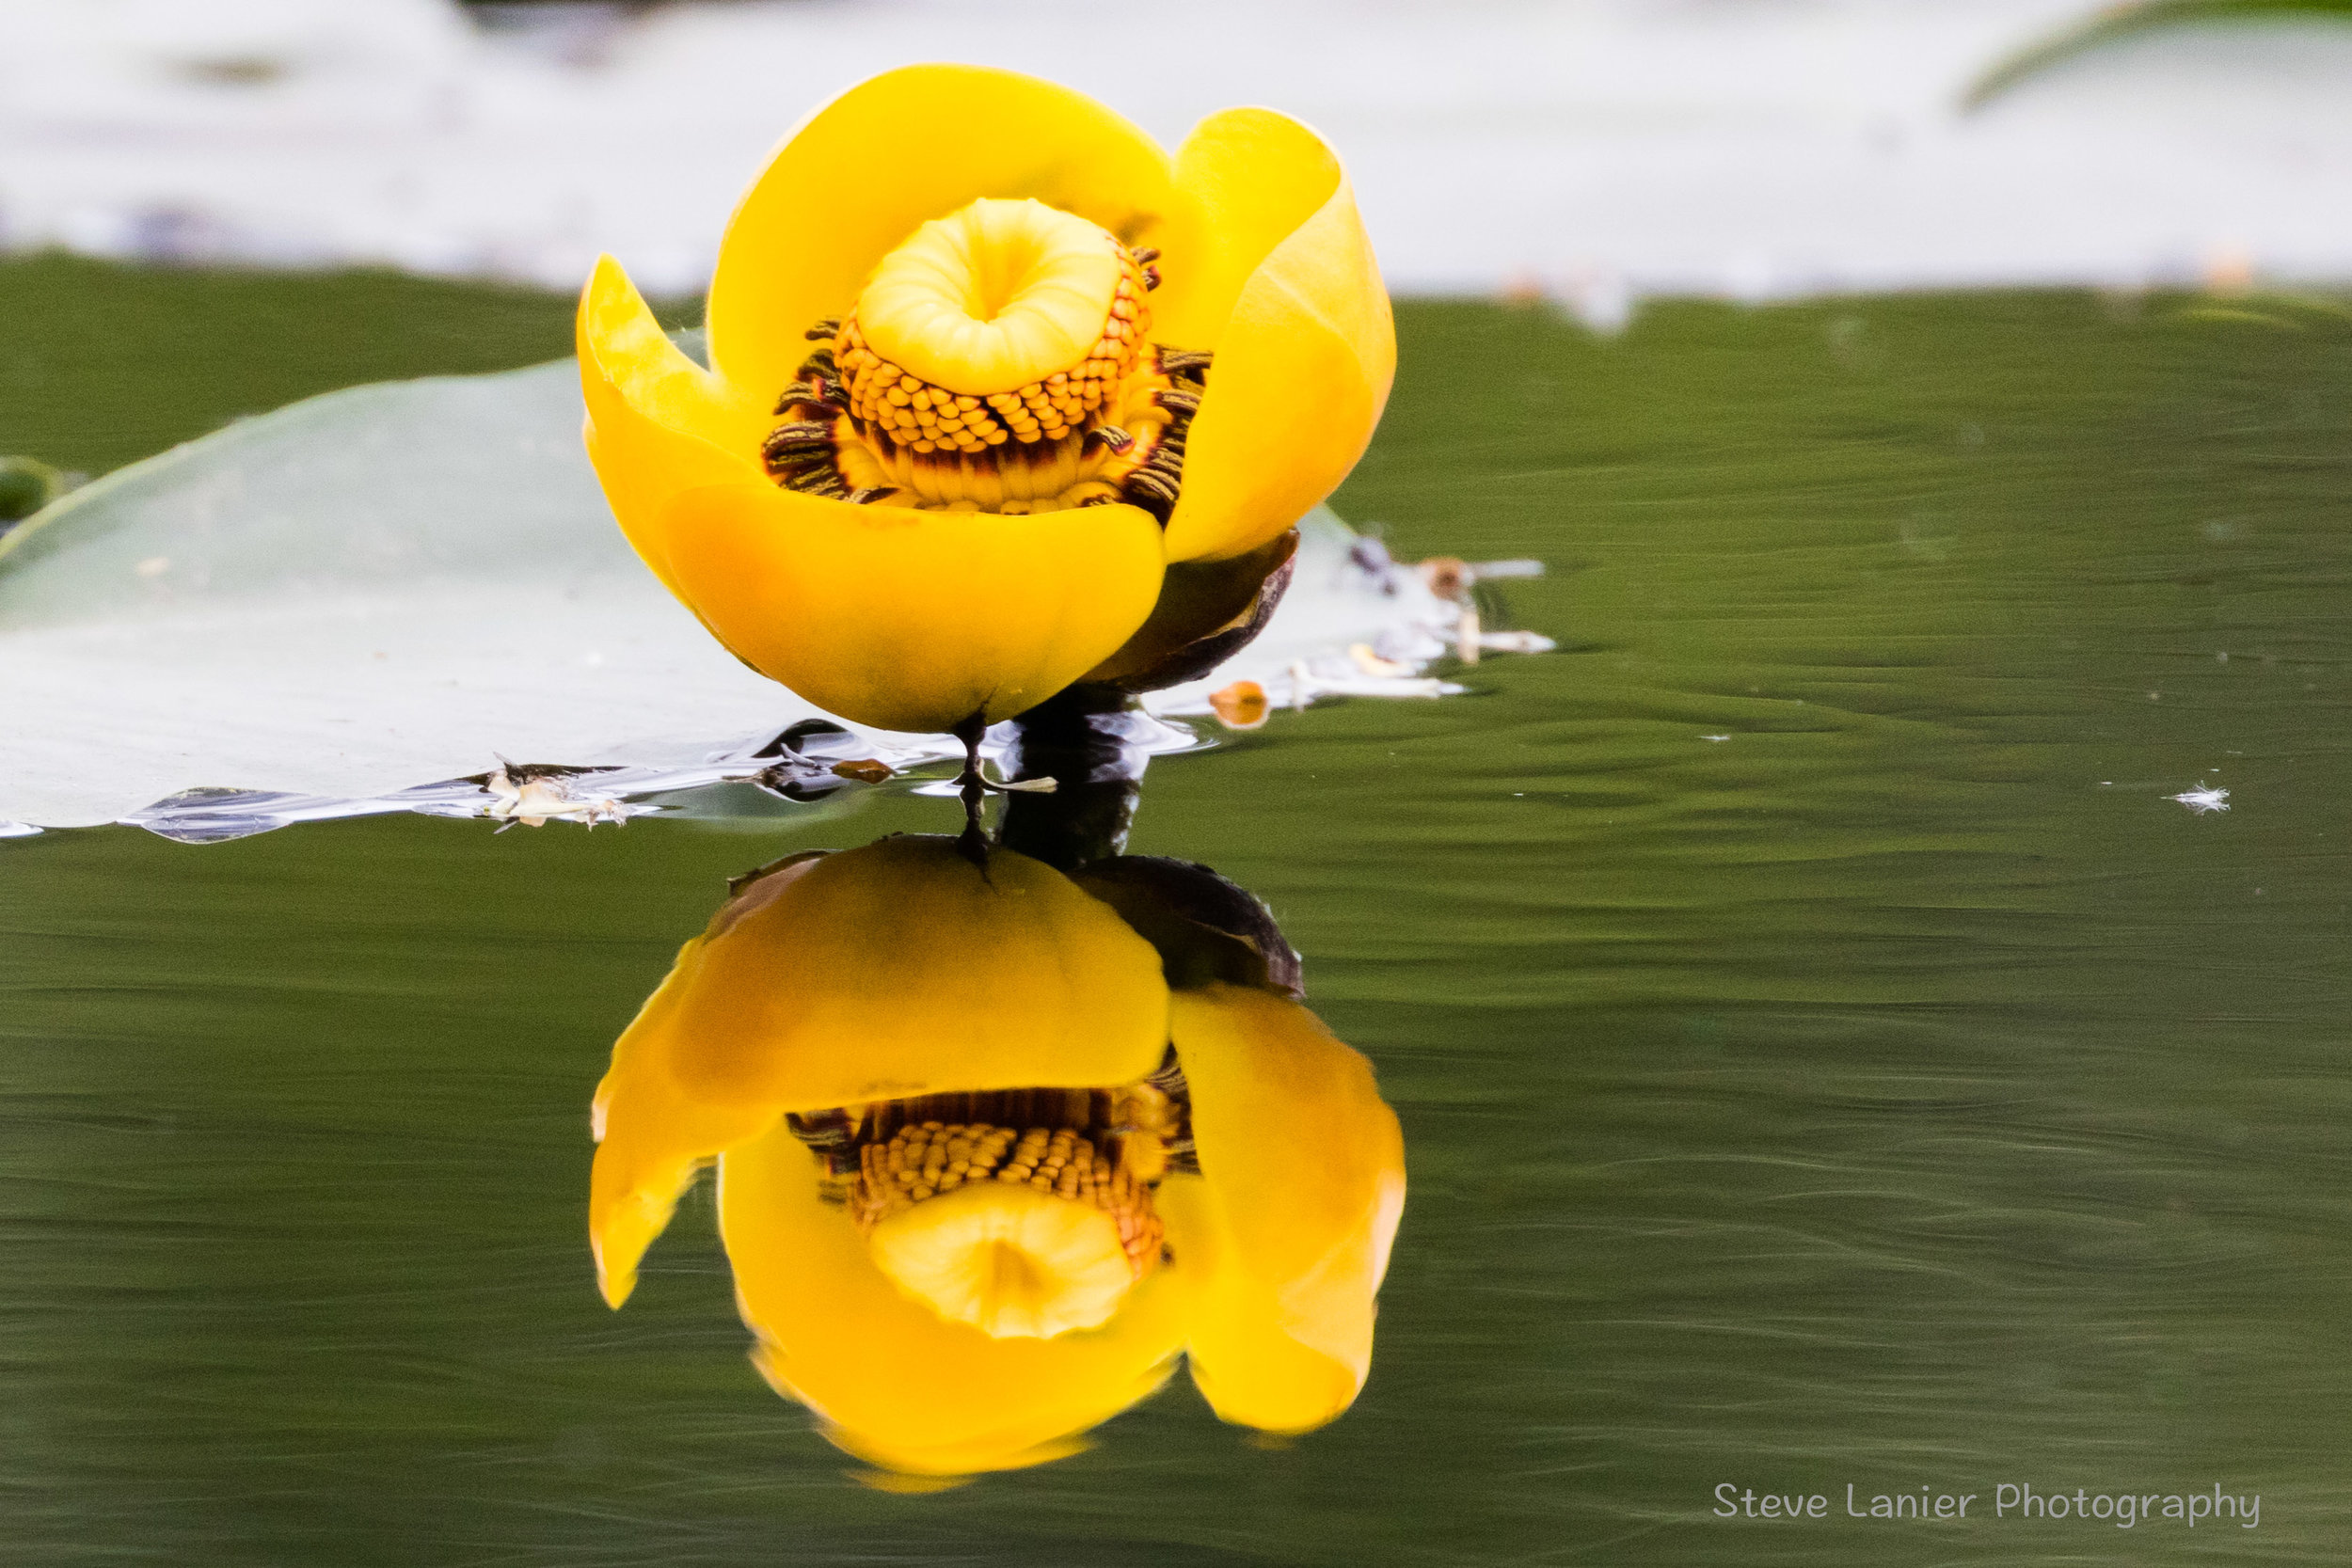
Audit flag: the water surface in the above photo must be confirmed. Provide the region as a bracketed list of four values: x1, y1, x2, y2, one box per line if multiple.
[7, 287, 2351, 1563]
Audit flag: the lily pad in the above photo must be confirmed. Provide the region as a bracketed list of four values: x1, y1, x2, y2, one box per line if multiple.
[0, 358, 1541, 838]
[0, 358, 830, 831]
[1966, 0, 2352, 108]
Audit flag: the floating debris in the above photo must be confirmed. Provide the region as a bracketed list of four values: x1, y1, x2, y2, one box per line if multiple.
[2169, 783, 2231, 816]
[1147, 519, 1549, 723]
[1285, 659, 1447, 710]
[1208, 680, 1271, 731]
[484, 759, 633, 831]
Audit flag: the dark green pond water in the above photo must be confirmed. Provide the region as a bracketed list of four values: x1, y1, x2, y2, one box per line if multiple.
[7, 274, 2351, 1563]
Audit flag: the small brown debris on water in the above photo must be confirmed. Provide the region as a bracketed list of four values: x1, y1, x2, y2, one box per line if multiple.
[1209, 679, 1270, 731]
[1419, 556, 1470, 600]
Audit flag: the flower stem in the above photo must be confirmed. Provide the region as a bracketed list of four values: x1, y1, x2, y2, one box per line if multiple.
[950, 712, 992, 862]
[993, 691, 1152, 871]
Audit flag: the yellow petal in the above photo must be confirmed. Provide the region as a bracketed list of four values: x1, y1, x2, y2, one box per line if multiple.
[1150, 109, 1338, 351]
[1159, 112, 1394, 562]
[665, 836, 1170, 1110]
[651, 481, 1166, 732]
[576, 254, 768, 596]
[1166, 986, 1406, 1430]
[722, 1123, 1188, 1478]
[587, 931, 784, 1309]
[706, 64, 1180, 409]
[1158, 1175, 1366, 1434]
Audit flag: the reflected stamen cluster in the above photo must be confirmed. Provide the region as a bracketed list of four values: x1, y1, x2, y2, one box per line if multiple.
[787, 1069, 1193, 1279]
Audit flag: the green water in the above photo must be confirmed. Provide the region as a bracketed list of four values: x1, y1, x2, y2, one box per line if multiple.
[7, 278, 2351, 1562]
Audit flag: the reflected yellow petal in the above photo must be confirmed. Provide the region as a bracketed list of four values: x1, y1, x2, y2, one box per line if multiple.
[706, 64, 1181, 409]
[587, 934, 784, 1308]
[666, 836, 1170, 1109]
[1158, 1176, 1366, 1433]
[651, 481, 1165, 732]
[722, 1123, 1189, 1478]
[576, 254, 768, 595]
[1168, 986, 1406, 1426]
[1159, 114, 1393, 562]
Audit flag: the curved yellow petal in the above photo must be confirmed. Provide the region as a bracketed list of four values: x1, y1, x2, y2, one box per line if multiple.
[587, 931, 785, 1309]
[665, 836, 1170, 1109]
[1168, 986, 1406, 1428]
[1159, 114, 1394, 562]
[652, 481, 1165, 732]
[1158, 1175, 1366, 1433]
[1150, 108, 1336, 352]
[706, 64, 1181, 409]
[721, 1123, 1189, 1478]
[577, 254, 769, 595]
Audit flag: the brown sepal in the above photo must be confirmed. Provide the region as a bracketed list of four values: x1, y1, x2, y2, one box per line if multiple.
[1074, 529, 1299, 694]
[1073, 856, 1303, 999]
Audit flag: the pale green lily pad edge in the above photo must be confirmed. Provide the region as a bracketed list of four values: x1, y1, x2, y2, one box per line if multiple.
[1965, 0, 2352, 109]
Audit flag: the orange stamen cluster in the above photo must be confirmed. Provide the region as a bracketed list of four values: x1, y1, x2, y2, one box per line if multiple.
[848, 1119, 1164, 1276]
[833, 245, 1153, 458]
[763, 225, 1207, 520]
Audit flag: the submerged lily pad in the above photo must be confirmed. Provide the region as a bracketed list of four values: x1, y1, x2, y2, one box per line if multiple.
[0, 358, 1539, 837]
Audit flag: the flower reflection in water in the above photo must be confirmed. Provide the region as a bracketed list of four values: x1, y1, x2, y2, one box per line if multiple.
[589, 798, 1404, 1483]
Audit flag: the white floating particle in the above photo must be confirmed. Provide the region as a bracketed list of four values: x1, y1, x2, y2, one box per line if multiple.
[484, 760, 633, 830]
[2169, 784, 2230, 815]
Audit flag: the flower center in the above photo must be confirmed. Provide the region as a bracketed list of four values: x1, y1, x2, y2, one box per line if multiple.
[762, 198, 1206, 520]
[858, 198, 1134, 395]
[787, 1071, 1190, 1338]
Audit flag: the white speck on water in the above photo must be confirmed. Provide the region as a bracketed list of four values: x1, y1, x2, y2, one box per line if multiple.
[1700, 734, 1730, 742]
[2170, 783, 2231, 815]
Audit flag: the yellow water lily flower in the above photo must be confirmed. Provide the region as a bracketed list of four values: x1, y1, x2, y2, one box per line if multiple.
[577, 63, 1393, 735]
[589, 836, 1405, 1479]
